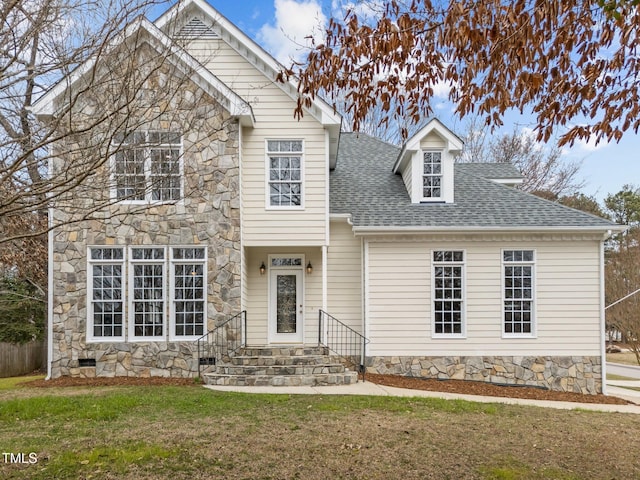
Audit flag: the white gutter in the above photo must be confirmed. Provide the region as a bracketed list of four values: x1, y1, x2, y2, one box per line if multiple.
[351, 225, 627, 235]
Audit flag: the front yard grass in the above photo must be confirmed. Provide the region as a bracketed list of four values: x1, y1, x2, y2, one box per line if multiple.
[607, 352, 640, 366]
[1, 382, 639, 479]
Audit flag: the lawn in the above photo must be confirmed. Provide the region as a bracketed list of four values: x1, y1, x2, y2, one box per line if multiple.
[1, 381, 639, 480]
[607, 351, 640, 366]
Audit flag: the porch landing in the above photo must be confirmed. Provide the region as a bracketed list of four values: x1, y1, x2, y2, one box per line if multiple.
[201, 346, 359, 387]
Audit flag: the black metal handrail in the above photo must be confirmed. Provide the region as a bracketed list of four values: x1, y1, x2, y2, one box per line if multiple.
[318, 309, 370, 381]
[196, 310, 246, 378]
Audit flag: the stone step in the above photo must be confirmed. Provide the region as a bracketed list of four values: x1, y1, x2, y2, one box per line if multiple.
[203, 371, 358, 387]
[214, 363, 348, 376]
[229, 355, 342, 366]
[240, 346, 329, 357]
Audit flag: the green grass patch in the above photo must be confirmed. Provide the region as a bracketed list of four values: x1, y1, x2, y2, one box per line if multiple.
[43, 442, 176, 479]
[1, 385, 639, 480]
[479, 456, 582, 480]
[607, 352, 640, 366]
[0, 375, 45, 391]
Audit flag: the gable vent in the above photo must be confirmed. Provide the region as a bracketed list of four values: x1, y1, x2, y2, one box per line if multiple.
[176, 17, 219, 39]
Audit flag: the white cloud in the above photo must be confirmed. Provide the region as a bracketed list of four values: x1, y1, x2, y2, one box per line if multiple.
[331, 0, 385, 19]
[257, 0, 327, 64]
[574, 135, 610, 152]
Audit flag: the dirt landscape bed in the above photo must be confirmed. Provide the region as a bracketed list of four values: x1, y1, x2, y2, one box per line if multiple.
[23, 373, 631, 405]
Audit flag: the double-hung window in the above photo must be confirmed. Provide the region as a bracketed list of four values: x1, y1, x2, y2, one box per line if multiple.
[130, 247, 166, 340]
[113, 131, 182, 202]
[88, 247, 125, 342]
[422, 151, 442, 199]
[267, 140, 303, 207]
[503, 250, 535, 336]
[171, 247, 207, 339]
[432, 250, 465, 336]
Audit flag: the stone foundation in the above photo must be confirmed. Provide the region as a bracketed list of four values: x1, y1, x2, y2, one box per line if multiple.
[367, 355, 602, 394]
[55, 342, 199, 378]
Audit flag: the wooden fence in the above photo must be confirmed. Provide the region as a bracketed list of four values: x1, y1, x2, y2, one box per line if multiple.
[0, 340, 45, 377]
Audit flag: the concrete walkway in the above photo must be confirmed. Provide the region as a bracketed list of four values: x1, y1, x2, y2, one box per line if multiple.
[204, 379, 640, 414]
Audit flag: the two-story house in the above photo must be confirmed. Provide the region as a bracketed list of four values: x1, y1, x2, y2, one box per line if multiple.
[33, 0, 621, 393]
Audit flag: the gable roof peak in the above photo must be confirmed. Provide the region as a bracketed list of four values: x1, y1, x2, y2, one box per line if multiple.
[31, 16, 254, 124]
[155, 0, 341, 129]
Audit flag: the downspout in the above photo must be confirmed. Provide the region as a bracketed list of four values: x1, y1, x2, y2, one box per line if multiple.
[321, 245, 327, 312]
[46, 164, 54, 380]
[600, 234, 608, 395]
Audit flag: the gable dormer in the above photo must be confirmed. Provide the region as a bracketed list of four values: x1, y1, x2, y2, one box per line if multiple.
[393, 119, 463, 204]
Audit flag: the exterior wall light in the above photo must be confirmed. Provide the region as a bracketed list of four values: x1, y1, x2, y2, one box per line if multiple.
[306, 261, 313, 274]
[259, 262, 266, 275]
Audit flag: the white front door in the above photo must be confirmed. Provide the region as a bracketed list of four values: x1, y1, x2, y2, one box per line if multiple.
[269, 267, 304, 343]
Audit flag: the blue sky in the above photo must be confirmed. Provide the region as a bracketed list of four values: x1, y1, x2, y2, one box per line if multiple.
[153, 0, 639, 202]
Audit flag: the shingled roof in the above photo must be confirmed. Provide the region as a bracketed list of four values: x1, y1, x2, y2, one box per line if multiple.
[330, 132, 619, 231]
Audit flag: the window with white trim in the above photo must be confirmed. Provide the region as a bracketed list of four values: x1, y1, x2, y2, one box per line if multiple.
[171, 247, 207, 339]
[88, 247, 125, 341]
[267, 140, 302, 207]
[503, 250, 535, 336]
[113, 131, 182, 202]
[432, 250, 464, 336]
[422, 151, 442, 198]
[130, 247, 166, 339]
[87, 245, 209, 342]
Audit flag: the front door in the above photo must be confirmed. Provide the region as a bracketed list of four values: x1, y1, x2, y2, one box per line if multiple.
[269, 268, 303, 343]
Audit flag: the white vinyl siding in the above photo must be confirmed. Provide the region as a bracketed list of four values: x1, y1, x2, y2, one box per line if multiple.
[188, 39, 327, 246]
[327, 220, 362, 333]
[366, 239, 601, 356]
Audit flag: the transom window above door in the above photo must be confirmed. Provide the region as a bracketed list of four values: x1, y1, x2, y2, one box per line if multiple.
[266, 140, 303, 208]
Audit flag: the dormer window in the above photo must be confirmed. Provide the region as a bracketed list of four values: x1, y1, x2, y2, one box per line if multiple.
[393, 119, 462, 204]
[422, 151, 442, 199]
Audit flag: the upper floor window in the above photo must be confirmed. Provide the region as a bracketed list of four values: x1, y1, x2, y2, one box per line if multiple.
[267, 140, 303, 208]
[503, 250, 535, 337]
[423, 151, 442, 199]
[432, 250, 465, 337]
[113, 131, 182, 202]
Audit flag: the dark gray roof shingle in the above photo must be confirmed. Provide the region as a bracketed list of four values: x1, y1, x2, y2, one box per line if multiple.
[330, 132, 616, 229]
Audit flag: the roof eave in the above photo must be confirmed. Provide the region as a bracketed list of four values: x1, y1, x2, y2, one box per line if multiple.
[31, 16, 253, 122]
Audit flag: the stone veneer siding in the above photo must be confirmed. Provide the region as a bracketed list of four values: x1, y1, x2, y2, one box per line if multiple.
[50, 69, 241, 378]
[367, 355, 602, 394]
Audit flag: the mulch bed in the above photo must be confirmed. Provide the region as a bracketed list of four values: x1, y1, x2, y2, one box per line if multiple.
[366, 373, 632, 405]
[24, 377, 198, 388]
[21, 374, 632, 405]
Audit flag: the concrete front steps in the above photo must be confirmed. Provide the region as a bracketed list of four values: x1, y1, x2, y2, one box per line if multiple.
[202, 346, 359, 387]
